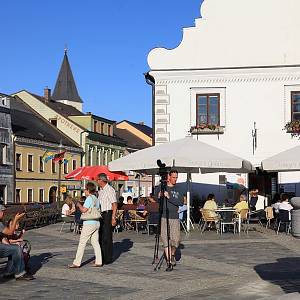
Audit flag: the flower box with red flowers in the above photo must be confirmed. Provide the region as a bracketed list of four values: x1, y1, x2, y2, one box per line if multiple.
[284, 120, 300, 137]
[190, 124, 224, 135]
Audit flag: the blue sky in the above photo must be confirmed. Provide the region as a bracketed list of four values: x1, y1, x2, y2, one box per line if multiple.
[1, 1, 203, 126]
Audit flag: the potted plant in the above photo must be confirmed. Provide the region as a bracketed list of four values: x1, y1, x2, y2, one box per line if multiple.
[284, 120, 300, 137]
[190, 124, 224, 135]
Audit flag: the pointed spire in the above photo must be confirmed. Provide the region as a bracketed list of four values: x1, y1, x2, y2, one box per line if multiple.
[52, 50, 82, 103]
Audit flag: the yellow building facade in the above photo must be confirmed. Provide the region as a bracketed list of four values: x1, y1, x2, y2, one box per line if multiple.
[15, 141, 81, 203]
[11, 96, 82, 203]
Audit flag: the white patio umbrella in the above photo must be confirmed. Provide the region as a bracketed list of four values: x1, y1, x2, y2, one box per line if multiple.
[109, 136, 253, 231]
[262, 145, 300, 171]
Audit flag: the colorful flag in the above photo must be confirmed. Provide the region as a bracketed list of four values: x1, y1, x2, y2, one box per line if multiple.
[53, 151, 66, 162]
[42, 149, 49, 160]
[44, 152, 55, 163]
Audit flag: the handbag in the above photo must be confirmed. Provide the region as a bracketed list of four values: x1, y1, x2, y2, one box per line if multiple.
[80, 195, 102, 221]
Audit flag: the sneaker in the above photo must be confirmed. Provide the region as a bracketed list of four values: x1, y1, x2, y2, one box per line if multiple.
[16, 273, 35, 281]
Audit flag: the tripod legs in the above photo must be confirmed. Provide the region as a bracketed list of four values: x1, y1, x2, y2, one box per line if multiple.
[153, 252, 173, 272]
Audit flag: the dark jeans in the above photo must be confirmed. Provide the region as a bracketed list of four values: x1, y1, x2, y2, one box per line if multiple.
[99, 210, 113, 264]
[0, 244, 25, 277]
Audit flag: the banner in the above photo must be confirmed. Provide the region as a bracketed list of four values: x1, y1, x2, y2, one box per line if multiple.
[53, 151, 66, 162]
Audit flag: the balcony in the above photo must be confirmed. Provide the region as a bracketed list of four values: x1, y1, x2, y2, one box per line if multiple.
[190, 124, 224, 135]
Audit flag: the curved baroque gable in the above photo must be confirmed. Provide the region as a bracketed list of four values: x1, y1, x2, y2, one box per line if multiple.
[148, 0, 300, 70]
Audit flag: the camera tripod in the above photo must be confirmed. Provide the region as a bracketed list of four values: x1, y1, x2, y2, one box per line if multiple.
[152, 160, 173, 272]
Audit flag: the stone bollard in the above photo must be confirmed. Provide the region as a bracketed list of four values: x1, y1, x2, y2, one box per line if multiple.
[290, 197, 300, 238]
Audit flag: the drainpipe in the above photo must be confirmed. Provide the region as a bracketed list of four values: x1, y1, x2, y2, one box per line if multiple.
[144, 72, 155, 192]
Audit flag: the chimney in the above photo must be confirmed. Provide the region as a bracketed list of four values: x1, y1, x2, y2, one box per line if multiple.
[44, 87, 51, 102]
[139, 121, 144, 125]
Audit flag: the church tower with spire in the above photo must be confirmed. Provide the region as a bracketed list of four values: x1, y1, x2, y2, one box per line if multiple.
[52, 49, 83, 112]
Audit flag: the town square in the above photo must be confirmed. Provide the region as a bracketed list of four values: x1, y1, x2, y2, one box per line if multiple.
[1, 0, 300, 299]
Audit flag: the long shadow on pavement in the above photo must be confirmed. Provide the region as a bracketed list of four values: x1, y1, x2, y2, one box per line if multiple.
[29, 252, 56, 275]
[113, 238, 133, 262]
[254, 257, 300, 294]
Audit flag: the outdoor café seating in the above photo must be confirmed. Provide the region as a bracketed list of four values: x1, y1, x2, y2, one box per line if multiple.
[218, 209, 237, 234]
[200, 209, 219, 234]
[146, 212, 159, 235]
[276, 209, 291, 235]
[59, 216, 75, 232]
[239, 209, 249, 234]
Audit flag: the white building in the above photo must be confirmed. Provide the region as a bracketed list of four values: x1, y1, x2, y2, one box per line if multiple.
[146, 0, 300, 202]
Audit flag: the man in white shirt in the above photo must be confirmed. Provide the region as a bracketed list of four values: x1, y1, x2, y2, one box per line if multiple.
[96, 173, 117, 265]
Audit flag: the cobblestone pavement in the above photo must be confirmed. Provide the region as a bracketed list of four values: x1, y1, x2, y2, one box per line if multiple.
[1, 224, 300, 299]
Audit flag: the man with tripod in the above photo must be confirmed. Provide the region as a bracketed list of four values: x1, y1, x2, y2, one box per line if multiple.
[158, 169, 184, 267]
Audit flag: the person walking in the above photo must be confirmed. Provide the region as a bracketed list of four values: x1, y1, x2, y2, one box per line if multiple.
[69, 182, 102, 268]
[156, 170, 184, 268]
[96, 173, 117, 265]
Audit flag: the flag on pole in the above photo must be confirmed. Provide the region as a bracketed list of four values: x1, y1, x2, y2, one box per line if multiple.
[42, 149, 49, 160]
[63, 154, 73, 164]
[53, 151, 66, 162]
[44, 152, 55, 163]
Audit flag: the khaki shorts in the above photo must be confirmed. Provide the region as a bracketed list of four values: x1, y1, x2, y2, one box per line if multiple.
[160, 217, 180, 248]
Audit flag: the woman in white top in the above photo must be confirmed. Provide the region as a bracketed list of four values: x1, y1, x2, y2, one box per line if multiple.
[69, 182, 102, 268]
[61, 196, 75, 218]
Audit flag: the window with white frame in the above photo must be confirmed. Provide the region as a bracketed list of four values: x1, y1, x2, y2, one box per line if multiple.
[39, 189, 44, 202]
[16, 153, 22, 171]
[72, 159, 77, 171]
[52, 160, 56, 173]
[0, 144, 7, 165]
[27, 189, 33, 202]
[63, 161, 68, 174]
[39, 156, 45, 172]
[16, 189, 21, 203]
[291, 92, 300, 121]
[27, 154, 33, 172]
[196, 94, 220, 126]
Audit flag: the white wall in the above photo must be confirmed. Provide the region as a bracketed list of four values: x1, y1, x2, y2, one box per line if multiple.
[148, 0, 300, 196]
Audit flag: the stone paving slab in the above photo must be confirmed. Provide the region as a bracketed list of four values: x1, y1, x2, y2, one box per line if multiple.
[0, 224, 300, 299]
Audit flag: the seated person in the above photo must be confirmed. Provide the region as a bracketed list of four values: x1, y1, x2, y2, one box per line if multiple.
[178, 204, 187, 221]
[0, 205, 34, 280]
[133, 197, 139, 206]
[137, 198, 149, 218]
[127, 196, 133, 204]
[249, 188, 259, 211]
[74, 196, 85, 224]
[61, 196, 76, 218]
[233, 194, 249, 213]
[271, 193, 281, 214]
[6, 219, 31, 272]
[278, 193, 293, 212]
[118, 196, 124, 210]
[203, 194, 218, 218]
[6, 219, 25, 245]
[178, 195, 188, 220]
[147, 193, 156, 203]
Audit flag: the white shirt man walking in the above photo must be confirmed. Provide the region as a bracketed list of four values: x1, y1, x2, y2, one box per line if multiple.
[96, 173, 117, 264]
